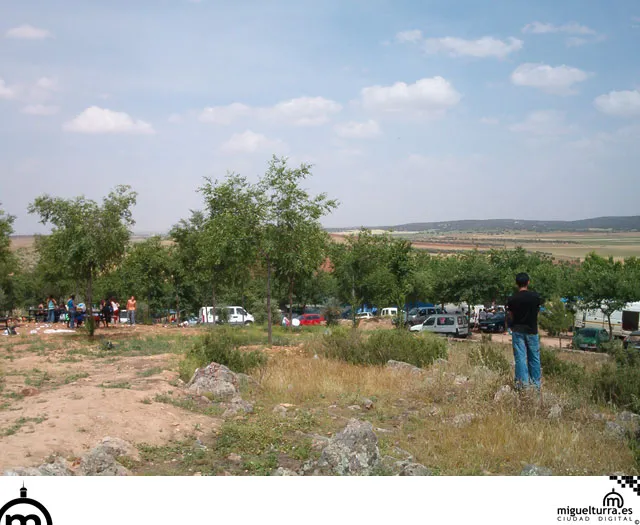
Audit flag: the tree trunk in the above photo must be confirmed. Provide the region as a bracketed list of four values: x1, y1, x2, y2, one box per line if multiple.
[607, 313, 612, 340]
[87, 269, 95, 337]
[212, 282, 217, 327]
[288, 277, 294, 329]
[267, 255, 272, 346]
[176, 293, 180, 324]
[241, 282, 246, 325]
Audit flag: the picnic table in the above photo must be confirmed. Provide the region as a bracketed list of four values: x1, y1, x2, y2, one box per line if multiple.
[27, 308, 47, 323]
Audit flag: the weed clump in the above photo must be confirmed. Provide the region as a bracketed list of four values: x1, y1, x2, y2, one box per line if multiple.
[592, 344, 640, 413]
[179, 327, 267, 381]
[540, 348, 587, 391]
[468, 337, 511, 376]
[319, 327, 447, 367]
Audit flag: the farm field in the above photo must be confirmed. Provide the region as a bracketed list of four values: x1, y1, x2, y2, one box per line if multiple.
[0, 322, 635, 476]
[331, 231, 640, 260]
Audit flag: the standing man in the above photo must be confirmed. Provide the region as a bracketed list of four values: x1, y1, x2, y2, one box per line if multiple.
[67, 294, 76, 329]
[126, 295, 137, 326]
[506, 273, 542, 390]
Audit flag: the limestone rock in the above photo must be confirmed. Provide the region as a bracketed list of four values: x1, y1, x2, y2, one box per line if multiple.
[187, 362, 239, 399]
[520, 465, 552, 476]
[78, 437, 136, 476]
[273, 404, 288, 417]
[451, 413, 476, 428]
[273, 467, 298, 476]
[386, 360, 423, 374]
[396, 461, 434, 476]
[318, 419, 380, 476]
[362, 398, 374, 410]
[494, 385, 515, 403]
[548, 404, 562, 420]
[221, 396, 254, 417]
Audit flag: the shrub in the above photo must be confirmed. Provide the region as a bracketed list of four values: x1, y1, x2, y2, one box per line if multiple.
[322, 301, 342, 327]
[320, 327, 447, 367]
[592, 363, 640, 413]
[540, 348, 587, 391]
[468, 337, 511, 376]
[592, 341, 640, 412]
[179, 327, 267, 381]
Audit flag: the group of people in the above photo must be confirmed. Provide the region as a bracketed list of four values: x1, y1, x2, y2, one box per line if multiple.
[38, 295, 137, 329]
[97, 296, 138, 328]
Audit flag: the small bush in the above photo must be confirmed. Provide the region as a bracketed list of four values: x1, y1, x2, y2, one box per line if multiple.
[320, 327, 447, 367]
[468, 337, 511, 376]
[180, 327, 267, 381]
[592, 363, 640, 413]
[322, 301, 342, 327]
[540, 348, 587, 391]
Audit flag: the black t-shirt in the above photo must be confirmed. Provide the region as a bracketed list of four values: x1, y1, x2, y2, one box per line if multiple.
[507, 290, 542, 335]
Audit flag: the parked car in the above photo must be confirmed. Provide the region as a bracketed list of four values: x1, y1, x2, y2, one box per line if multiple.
[297, 313, 324, 326]
[409, 314, 469, 338]
[356, 312, 374, 320]
[199, 306, 254, 325]
[623, 331, 640, 350]
[479, 312, 507, 333]
[380, 307, 400, 317]
[403, 307, 444, 327]
[572, 327, 610, 351]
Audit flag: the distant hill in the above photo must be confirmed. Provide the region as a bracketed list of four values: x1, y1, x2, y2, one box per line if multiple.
[328, 216, 640, 233]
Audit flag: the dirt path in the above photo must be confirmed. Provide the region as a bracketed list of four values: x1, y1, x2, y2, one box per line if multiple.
[0, 327, 221, 472]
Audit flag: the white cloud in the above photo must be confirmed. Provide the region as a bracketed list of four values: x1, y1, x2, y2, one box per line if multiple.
[219, 130, 284, 154]
[199, 102, 251, 124]
[361, 77, 461, 116]
[480, 117, 499, 125]
[334, 120, 381, 139]
[594, 90, 640, 118]
[199, 97, 341, 127]
[396, 30, 423, 43]
[566, 37, 589, 47]
[522, 22, 596, 35]
[0, 79, 17, 99]
[5, 24, 52, 39]
[22, 104, 59, 116]
[267, 96, 342, 126]
[63, 107, 155, 135]
[510, 110, 574, 136]
[168, 113, 183, 124]
[511, 63, 590, 95]
[423, 36, 523, 58]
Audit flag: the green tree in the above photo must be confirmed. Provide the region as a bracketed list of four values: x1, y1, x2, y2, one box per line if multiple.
[259, 157, 338, 328]
[578, 253, 632, 335]
[199, 174, 263, 327]
[0, 204, 17, 313]
[539, 298, 574, 348]
[119, 237, 173, 320]
[28, 186, 137, 335]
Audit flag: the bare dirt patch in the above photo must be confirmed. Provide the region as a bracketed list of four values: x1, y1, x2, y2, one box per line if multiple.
[0, 330, 221, 472]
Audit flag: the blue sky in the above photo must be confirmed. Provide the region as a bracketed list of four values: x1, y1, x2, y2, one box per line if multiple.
[1, 0, 639, 233]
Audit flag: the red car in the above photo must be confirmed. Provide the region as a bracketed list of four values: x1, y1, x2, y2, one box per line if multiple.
[297, 313, 325, 326]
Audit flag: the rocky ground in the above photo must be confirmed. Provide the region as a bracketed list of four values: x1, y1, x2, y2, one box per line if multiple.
[0, 323, 636, 476]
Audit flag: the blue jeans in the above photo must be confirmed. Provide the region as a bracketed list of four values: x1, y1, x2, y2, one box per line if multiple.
[512, 332, 541, 389]
[128, 310, 135, 325]
[48, 309, 55, 323]
[69, 308, 76, 329]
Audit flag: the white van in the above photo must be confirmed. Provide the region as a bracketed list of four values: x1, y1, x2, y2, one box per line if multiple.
[380, 307, 399, 317]
[575, 302, 640, 338]
[199, 306, 254, 325]
[410, 314, 469, 338]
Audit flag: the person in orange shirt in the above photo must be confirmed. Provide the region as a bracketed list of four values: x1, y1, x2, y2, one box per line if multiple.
[126, 296, 137, 326]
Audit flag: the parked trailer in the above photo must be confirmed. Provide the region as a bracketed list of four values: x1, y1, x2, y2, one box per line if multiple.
[574, 302, 640, 339]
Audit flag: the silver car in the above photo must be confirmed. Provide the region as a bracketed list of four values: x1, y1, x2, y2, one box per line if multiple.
[409, 314, 469, 338]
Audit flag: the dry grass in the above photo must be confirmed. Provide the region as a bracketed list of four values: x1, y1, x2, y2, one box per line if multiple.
[252, 340, 635, 475]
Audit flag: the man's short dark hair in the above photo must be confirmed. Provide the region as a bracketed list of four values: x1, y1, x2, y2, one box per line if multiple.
[70, 294, 75, 300]
[515, 273, 530, 288]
